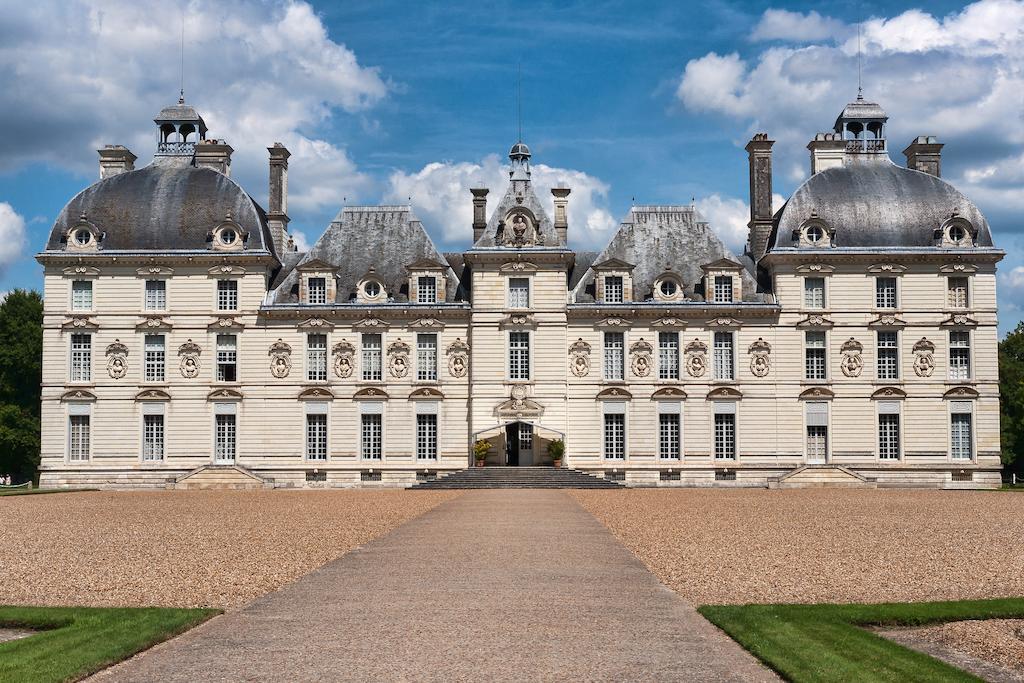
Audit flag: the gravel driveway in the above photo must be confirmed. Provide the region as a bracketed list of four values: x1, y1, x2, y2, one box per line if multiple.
[571, 488, 1024, 605]
[0, 489, 457, 608]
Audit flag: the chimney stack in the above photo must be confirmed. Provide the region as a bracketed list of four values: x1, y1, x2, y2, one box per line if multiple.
[471, 188, 489, 242]
[97, 145, 136, 180]
[903, 136, 943, 177]
[194, 139, 233, 176]
[807, 133, 846, 175]
[267, 143, 292, 254]
[745, 133, 774, 262]
[551, 187, 571, 245]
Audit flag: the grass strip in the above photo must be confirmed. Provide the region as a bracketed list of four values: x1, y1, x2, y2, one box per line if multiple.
[0, 605, 218, 682]
[699, 598, 1024, 683]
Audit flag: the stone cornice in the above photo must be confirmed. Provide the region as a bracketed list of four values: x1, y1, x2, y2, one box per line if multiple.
[37, 252, 279, 269]
[762, 248, 1004, 267]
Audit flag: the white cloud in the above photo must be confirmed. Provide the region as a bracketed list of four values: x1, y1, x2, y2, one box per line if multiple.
[696, 193, 786, 254]
[0, 0, 387, 225]
[999, 266, 1024, 309]
[384, 156, 618, 250]
[752, 9, 846, 43]
[676, 1, 1024, 212]
[0, 203, 27, 276]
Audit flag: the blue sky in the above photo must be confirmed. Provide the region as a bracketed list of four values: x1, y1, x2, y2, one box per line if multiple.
[0, 0, 1021, 333]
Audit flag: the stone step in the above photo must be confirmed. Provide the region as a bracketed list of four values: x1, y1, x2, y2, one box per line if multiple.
[411, 467, 623, 490]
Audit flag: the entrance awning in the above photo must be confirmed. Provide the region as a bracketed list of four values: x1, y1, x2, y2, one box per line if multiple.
[472, 420, 565, 442]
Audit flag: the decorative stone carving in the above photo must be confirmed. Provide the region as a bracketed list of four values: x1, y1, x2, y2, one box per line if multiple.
[500, 313, 536, 329]
[840, 338, 863, 378]
[353, 387, 389, 400]
[595, 316, 631, 329]
[569, 338, 591, 377]
[501, 210, 538, 247]
[706, 317, 740, 328]
[388, 339, 410, 379]
[353, 316, 388, 330]
[446, 338, 469, 378]
[629, 338, 653, 378]
[596, 386, 633, 400]
[332, 340, 355, 378]
[135, 315, 172, 332]
[869, 314, 906, 328]
[797, 314, 833, 329]
[135, 388, 170, 401]
[871, 386, 907, 399]
[105, 340, 128, 379]
[913, 338, 936, 377]
[747, 337, 771, 378]
[409, 387, 444, 400]
[944, 386, 979, 399]
[707, 386, 743, 400]
[941, 313, 978, 327]
[651, 316, 686, 329]
[178, 340, 201, 378]
[298, 386, 334, 400]
[207, 316, 245, 331]
[297, 317, 334, 330]
[268, 340, 292, 379]
[60, 389, 96, 402]
[61, 315, 98, 331]
[685, 339, 708, 378]
[651, 387, 687, 399]
[409, 317, 444, 330]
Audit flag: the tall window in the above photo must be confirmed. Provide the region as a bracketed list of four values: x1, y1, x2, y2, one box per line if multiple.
[307, 333, 328, 382]
[604, 276, 624, 303]
[416, 414, 437, 459]
[306, 413, 328, 460]
[142, 414, 164, 461]
[878, 412, 901, 460]
[361, 334, 382, 381]
[217, 280, 238, 311]
[803, 277, 825, 309]
[950, 403, 973, 460]
[215, 413, 236, 461]
[658, 413, 680, 459]
[361, 414, 382, 460]
[144, 334, 166, 383]
[604, 332, 624, 380]
[804, 331, 827, 380]
[307, 277, 327, 305]
[70, 334, 92, 382]
[949, 331, 971, 380]
[69, 414, 90, 461]
[806, 402, 828, 462]
[713, 276, 734, 303]
[509, 332, 530, 380]
[416, 334, 437, 381]
[603, 413, 625, 459]
[417, 276, 437, 304]
[145, 280, 166, 310]
[947, 277, 969, 308]
[875, 277, 897, 309]
[658, 332, 679, 380]
[71, 280, 93, 310]
[216, 334, 238, 382]
[508, 278, 530, 308]
[714, 413, 736, 460]
[713, 332, 734, 380]
[876, 331, 899, 381]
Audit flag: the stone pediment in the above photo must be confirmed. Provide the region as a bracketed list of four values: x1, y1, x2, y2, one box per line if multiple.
[796, 314, 833, 329]
[207, 316, 245, 332]
[499, 261, 538, 273]
[701, 257, 743, 272]
[939, 263, 978, 274]
[494, 397, 544, 419]
[207, 388, 243, 401]
[651, 316, 687, 329]
[706, 386, 743, 400]
[136, 265, 173, 278]
[409, 317, 445, 330]
[353, 316, 389, 330]
[60, 389, 96, 402]
[651, 386, 687, 400]
[593, 257, 636, 272]
[799, 387, 834, 400]
[406, 257, 447, 271]
[61, 316, 98, 331]
[940, 314, 978, 328]
[353, 387, 389, 400]
[706, 317, 741, 328]
[871, 386, 907, 400]
[795, 263, 835, 274]
[297, 317, 334, 330]
[298, 386, 335, 401]
[596, 386, 632, 400]
[868, 314, 906, 328]
[136, 315, 172, 332]
[63, 265, 100, 278]
[207, 264, 246, 277]
[944, 386, 979, 399]
[135, 388, 171, 402]
[499, 313, 537, 330]
[409, 387, 445, 400]
[595, 316, 631, 329]
[867, 263, 907, 274]
[296, 258, 338, 272]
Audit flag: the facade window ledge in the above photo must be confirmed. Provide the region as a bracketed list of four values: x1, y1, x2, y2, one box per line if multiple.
[502, 379, 535, 386]
[710, 379, 739, 386]
[355, 380, 386, 386]
[210, 382, 242, 388]
[800, 380, 831, 386]
[871, 380, 904, 386]
[944, 379, 976, 385]
[64, 382, 96, 388]
[601, 380, 627, 386]
[412, 380, 441, 387]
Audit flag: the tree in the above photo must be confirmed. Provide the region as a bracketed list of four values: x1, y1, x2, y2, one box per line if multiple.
[0, 289, 43, 480]
[999, 321, 1024, 476]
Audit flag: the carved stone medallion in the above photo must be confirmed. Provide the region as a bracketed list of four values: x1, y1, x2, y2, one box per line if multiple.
[269, 339, 292, 379]
[569, 338, 591, 377]
[446, 338, 470, 378]
[178, 339, 202, 379]
[685, 338, 708, 378]
[388, 339, 411, 379]
[840, 338, 863, 378]
[629, 338, 653, 378]
[747, 337, 771, 378]
[332, 340, 355, 378]
[105, 340, 128, 379]
[913, 338, 936, 378]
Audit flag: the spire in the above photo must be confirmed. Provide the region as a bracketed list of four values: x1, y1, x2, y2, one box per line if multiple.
[508, 141, 531, 181]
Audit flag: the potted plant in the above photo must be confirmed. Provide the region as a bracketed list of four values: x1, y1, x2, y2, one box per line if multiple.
[547, 439, 565, 468]
[473, 439, 491, 468]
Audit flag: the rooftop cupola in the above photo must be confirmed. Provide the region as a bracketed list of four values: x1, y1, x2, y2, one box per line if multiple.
[154, 95, 208, 156]
[833, 92, 888, 154]
[509, 141, 532, 181]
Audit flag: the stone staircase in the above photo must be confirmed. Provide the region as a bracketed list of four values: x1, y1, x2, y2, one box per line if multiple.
[173, 464, 272, 490]
[410, 467, 624, 490]
[768, 464, 877, 489]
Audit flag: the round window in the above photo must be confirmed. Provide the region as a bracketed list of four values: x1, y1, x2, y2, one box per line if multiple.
[220, 229, 237, 246]
[659, 280, 678, 297]
[949, 225, 966, 242]
[74, 229, 92, 246]
[806, 225, 824, 243]
[364, 281, 381, 298]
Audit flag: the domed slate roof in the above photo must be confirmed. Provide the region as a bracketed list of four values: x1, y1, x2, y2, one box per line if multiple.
[46, 164, 273, 253]
[155, 102, 205, 123]
[509, 142, 531, 158]
[772, 160, 993, 249]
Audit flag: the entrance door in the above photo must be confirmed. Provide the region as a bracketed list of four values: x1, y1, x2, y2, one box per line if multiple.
[518, 423, 534, 466]
[505, 423, 519, 466]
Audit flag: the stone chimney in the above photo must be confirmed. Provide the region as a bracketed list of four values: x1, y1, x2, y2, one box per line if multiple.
[471, 188, 489, 242]
[807, 133, 846, 175]
[97, 145, 137, 180]
[267, 143, 292, 254]
[903, 136, 943, 177]
[551, 187, 571, 245]
[194, 139, 233, 176]
[745, 133, 774, 262]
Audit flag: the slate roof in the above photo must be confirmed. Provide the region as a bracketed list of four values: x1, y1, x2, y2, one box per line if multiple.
[270, 206, 461, 304]
[771, 159, 993, 249]
[572, 206, 765, 303]
[46, 162, 274, 253]
[471, 178, 559, 248]
[835, 97, 887, 124]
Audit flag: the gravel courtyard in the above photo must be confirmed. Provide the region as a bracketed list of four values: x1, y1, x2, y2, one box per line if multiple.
[571, 488, 1024, 605]
[0, 489, 457, 609]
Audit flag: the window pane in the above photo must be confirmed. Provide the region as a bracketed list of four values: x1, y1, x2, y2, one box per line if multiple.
[217, 280, 238, 311]
[69, 415, 90, 461]
[604, 276, 623, 303]
[144, 334, 165, 383]
[417, 277, 437, 304]
[604, 332, 624, 380]
[803, 277, 825, 308]
[143, 414, 165, 461]
[307, 333, 327, 382]
[658, 332, 679, 380]
[215, 414, 236, 461]
[805, 331, 827, 380]
[509, 332, 530, 380]
[417, 334, 437, 381]
[361, 414, 382, 459]
[604, 413, 625, 459]
[714, 276, 734, 303]
[877, 331, 899, 380]
[659, 413, 680, 459]
[508, 278, 530, 308]
[362, 334, 382, 381]
[806, 425, 827, 461]
[879, 414, 900, 459]
[713, 332, 734, 380]
[947, 277, 969, 308]
[416, 414, 437, 459]
[217, 334, 237, 382]
[951, 413, 973, 460]
[70, 334, 92, 382]
[71, 280, 93, 310]
[949, 330, 971, 380]
[306, 414, 328, 460]
[145, 280, 166, 310]
[307, 278, 327, 305]
[714, 413, 736, 459]
[875, 277, 897, 309]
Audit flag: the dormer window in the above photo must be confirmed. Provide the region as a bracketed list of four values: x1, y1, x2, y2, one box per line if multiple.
[797, 217, 834, 248]
[365, 281, 381, 298]
[65, 215, 101, 252]
[937, 216, 976, 248]
[308, 277, 327, 305]
[417, 276, 437, 304]
[660, 280, 677, 297]
[713, 276, 734, 303]
[654, 273, 684, 302]
[74, 229, 93, 246]
[219, 228, 237, 246]
[806, 225, 824, 243]
[604, 276, 624, 304]
[210, 214, 247, 252]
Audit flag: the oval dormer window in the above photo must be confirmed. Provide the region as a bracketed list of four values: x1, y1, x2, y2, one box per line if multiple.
[660, 280, 677, 297]
[948, 224, 966, 242]
[365, 281, 381, 298]
[220, 228, 237, 246]
[806, 224, 824, 243]
[74, 229, 92, 246]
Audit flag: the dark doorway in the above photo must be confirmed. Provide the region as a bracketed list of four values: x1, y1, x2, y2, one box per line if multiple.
[505, 423, 519, 466]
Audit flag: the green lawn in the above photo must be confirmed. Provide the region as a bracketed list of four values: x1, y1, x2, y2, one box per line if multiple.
[0, 605, 218, 683]
[699, 598, 1024, 683]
